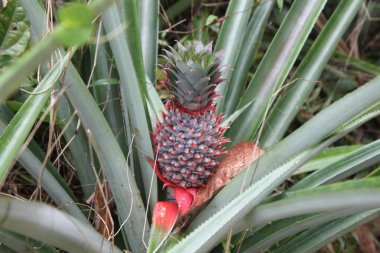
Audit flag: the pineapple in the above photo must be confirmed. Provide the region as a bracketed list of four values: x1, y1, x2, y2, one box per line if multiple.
[153, 41, 228, 188]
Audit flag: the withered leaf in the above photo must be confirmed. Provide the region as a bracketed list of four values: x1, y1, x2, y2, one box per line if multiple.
[194, 141, 264, 207]
[93, 180, 114, 239]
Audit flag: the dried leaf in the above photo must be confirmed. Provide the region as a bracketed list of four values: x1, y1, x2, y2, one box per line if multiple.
[93, 180, 114, 239]
[354, 218, 379, 253]
[194, 141, 264, 207]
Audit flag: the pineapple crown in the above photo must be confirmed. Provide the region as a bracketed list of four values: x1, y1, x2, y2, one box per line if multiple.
[161, 41, 225, 112]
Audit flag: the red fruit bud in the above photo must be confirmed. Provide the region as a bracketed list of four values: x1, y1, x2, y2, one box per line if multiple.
[152, 202, 179, 232]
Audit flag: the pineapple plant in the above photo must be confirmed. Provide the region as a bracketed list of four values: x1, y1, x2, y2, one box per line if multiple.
[152, 41, 228, 188]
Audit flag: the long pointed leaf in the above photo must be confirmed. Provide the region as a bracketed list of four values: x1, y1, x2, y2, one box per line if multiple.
[234, 178, 380, 234]
[189, 76, 380, 230]
[0, 51, 71, 183]
[20, 2, 150, 251]
[0, 116, 86, 223]
[0, 197, 123, 253]
[139, 0, 159, 82]
[0, 229, 58, 253]
[291, 139, 380, 191]
[260, 0, 364, 148]
[227, 0, 327, 144]
[222, 0, 274, 116]
[273, 209, 380, 253]
[214, 0, 253, 110]
[102, 4, 157, 213]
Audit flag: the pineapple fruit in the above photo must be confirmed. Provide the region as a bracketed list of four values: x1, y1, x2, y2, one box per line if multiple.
[153, 41, 228, 188]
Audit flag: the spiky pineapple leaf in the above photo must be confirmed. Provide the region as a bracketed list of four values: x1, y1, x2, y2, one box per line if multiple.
[273, 209, 380, 253]
[294, 145, 362, 175]
[0, 0, 29, 61]
[291, 139, 380, 191]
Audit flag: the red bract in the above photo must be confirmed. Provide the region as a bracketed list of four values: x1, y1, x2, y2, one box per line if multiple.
[174, 187, 197, 216]
[152, 202, 179, 232]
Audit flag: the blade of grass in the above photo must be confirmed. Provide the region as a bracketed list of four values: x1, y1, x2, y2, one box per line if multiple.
[260, 0, 363, 148]
[63, 62, 149, 253]
[237, 135, 380, 251]
[227, 0, 327, 144]
[146, 75, 166, 124]
[90, 38, 129, 158]
[0, 34, 59, 102]
[24, 10, 96, 199]
[0, 197, 123, 253]
[222, 0, 274, 116]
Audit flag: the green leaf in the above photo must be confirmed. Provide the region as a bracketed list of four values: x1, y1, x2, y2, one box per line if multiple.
[222, 0, 274, 116]
[55, 3, 95, 46]
[0, 197, 123, 253]
[205, 15, 218, 26]
[102, 3, 158, 213]
[291, 139, 380, 191]
[221, 99, 255, 127]
[294, 145, 362, 175]
[0, 0, 114, 103]
[238, 212, 344, 252]
[260, 0, 364, 147]
[139, 0, 159, 82]
[0, 229, 58, 253]
[335, 51, 380, 76]
[277, 0, 283, 11]
[273, 209, 380, 253]
[89, 78, 119, 87]
[227, 0, 327, 144]
[214, 0, 253, 110]
[21, 2, 150, 251]
[123, 0, 147, 91]
[189, 76, 380, 231]
[234, 177, 380, 235]
[0, 0, 30, 58]
[0, 49, 71, 183]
